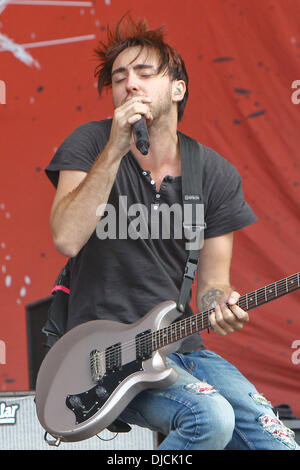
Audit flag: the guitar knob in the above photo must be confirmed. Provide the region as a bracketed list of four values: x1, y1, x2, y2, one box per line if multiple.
[68, 395, 84, 410]
[95, 385, 109, 399]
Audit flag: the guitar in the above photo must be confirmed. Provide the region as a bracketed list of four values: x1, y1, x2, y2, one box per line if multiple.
[35, 273, 300, 445]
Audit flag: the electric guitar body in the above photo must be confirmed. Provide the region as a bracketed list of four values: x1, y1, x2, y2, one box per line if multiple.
[35, 300, 180, 443]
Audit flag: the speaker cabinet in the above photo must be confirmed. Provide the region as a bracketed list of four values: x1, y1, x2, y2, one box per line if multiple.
[26, 296, 52, 389]
[0, 392, 154, 450]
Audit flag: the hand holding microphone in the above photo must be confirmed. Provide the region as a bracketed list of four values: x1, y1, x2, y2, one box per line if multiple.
[132, 117, 150, 155]
[109, 96, 152, 158]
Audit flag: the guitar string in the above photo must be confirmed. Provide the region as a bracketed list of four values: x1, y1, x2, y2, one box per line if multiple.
[95, 276, 300, 366]
[100, 276, 299, 364]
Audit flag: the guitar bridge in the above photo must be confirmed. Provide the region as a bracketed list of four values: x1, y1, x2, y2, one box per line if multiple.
[90, 349, 105, 383]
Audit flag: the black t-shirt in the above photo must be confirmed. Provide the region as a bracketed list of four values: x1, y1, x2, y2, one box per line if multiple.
[45, 119, 257, 352]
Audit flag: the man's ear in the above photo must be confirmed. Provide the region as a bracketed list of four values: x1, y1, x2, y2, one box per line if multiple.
[172, 80, 186, 102]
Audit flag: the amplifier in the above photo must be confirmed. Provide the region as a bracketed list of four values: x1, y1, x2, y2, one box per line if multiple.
[0, 391, 154, 450]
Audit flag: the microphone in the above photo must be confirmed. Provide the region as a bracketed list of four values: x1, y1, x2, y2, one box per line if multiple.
[132, 117, 150, 155]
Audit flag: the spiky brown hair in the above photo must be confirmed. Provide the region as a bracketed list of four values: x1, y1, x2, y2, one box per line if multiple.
[94, 14, 189, 121]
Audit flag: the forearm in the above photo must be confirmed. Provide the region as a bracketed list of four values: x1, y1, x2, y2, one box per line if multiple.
[50, 143, 121, 257]
[51, 96, 153, 258]
[197, 283, 233, 312]
[195, 235, 248, 334]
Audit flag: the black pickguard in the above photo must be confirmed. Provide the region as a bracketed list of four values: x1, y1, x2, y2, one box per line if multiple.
[65, 359, 143, 425]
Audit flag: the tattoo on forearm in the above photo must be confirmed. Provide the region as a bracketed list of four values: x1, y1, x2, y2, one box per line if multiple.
[201, 288, 224, 309]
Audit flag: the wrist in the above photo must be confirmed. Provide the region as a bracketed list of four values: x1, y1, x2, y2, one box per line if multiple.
[104, 139, 129, 164]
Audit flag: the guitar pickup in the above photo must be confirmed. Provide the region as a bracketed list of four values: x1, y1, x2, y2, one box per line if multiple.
[136, 329, 152, 361]
[105, 342, 122, 373]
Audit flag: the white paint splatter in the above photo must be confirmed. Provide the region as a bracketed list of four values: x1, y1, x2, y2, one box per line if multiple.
[1, 242, 5, 249]
[5, 275, 12, 287]
[20, 34, 95, 49]
[0, 0, 95, 70]
[1, 265, 6, 273]
[0, 32, 40, 69]
[24, 275, 31, 285]
[5, 255, 11, 261]
[20, 287, 26, 297]
[0, 0, 9, 15]
[8, 1, 93, 5]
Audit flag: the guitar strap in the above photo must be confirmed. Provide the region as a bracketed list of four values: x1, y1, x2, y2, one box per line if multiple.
[176, 133, 206, 315]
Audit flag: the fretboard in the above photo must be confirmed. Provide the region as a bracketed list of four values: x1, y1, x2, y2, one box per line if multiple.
[150, 273, 300, 352]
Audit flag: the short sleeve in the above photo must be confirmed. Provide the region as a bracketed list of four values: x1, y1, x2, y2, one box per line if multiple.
[203, 147, 257, 238]
[45, 119, 112, 188]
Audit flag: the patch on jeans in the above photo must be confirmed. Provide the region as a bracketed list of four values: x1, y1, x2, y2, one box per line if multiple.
[258, 414, 296, 448]
[184, 382, 216, 394]
[250, 393, 272, 407]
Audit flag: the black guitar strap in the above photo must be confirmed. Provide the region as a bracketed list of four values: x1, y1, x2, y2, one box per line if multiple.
[176, 132, 206, 315]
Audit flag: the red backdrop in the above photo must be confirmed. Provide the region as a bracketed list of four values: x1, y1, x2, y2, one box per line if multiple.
[0, 0, 299, 416]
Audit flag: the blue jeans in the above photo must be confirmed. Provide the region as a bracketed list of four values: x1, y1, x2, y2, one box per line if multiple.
[119, 349, 299, 450]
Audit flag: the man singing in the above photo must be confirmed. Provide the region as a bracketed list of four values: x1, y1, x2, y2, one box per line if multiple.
[45, 16, 298, 450]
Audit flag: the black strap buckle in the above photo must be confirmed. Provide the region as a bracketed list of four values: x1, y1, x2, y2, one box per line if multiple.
[184, 260, 198, 280]
[183, 222, 206, 236]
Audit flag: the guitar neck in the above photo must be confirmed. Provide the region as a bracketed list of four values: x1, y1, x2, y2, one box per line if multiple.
[151, 273, 300, 351]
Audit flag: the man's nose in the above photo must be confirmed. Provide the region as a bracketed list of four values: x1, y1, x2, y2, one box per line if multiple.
[125, 71, 140, 93]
